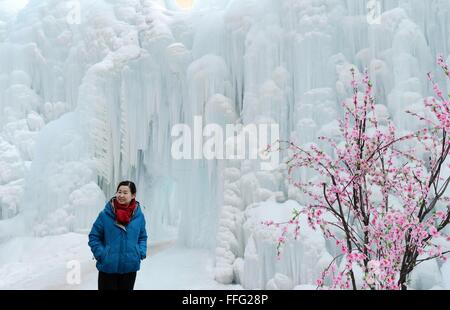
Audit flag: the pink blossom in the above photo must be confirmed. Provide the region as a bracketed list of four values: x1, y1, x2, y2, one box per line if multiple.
[436, 211, 446, 220]
[269, 59, 450, 290]
[429, 226, 440, 238]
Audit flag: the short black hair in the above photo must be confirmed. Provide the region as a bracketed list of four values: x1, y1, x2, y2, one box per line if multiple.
[116, 180, 137, 195]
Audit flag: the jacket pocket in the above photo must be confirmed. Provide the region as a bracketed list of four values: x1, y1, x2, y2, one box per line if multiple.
[101, 245, 110, 263]
[135, 244, 141, 260]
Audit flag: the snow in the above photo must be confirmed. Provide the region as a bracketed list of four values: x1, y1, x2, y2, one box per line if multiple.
[0, 233, 92, 289]
[442, 261, 450, 290]
[266, 273, 294, 290]
[137, 245, 242, 290]
[241, 199, 332, 289]
[0, 233, 242, 290]
[0, 0, 28, 21]
[410, 259, 443, 290]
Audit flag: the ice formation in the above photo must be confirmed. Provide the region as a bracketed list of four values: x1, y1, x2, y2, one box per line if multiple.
[1, 0, 450, 289]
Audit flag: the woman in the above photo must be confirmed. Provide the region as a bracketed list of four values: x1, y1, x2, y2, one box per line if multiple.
[88, 180, 147, 290]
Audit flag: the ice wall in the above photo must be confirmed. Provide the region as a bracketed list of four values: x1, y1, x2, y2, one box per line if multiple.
[0, 0, 232, 246]
[1, 0, 450, 288]
[208, 0, 450, 289]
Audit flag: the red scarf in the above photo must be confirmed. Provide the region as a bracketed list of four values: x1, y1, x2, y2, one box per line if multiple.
[113, 198, 137, 226]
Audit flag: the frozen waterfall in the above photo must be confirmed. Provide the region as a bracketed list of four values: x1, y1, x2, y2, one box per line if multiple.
[1, 0, 450, 289]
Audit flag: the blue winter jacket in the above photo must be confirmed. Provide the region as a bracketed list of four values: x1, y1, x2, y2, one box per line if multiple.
[88, 199, 148, 274]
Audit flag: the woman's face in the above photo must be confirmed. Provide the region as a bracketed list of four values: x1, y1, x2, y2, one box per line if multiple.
[116, 185, 136, 205]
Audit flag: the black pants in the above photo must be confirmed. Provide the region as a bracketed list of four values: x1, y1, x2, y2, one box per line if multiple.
[98, 271, 137, 290]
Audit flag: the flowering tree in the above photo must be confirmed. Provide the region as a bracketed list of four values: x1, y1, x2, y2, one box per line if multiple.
[268, 57, 450, 290]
